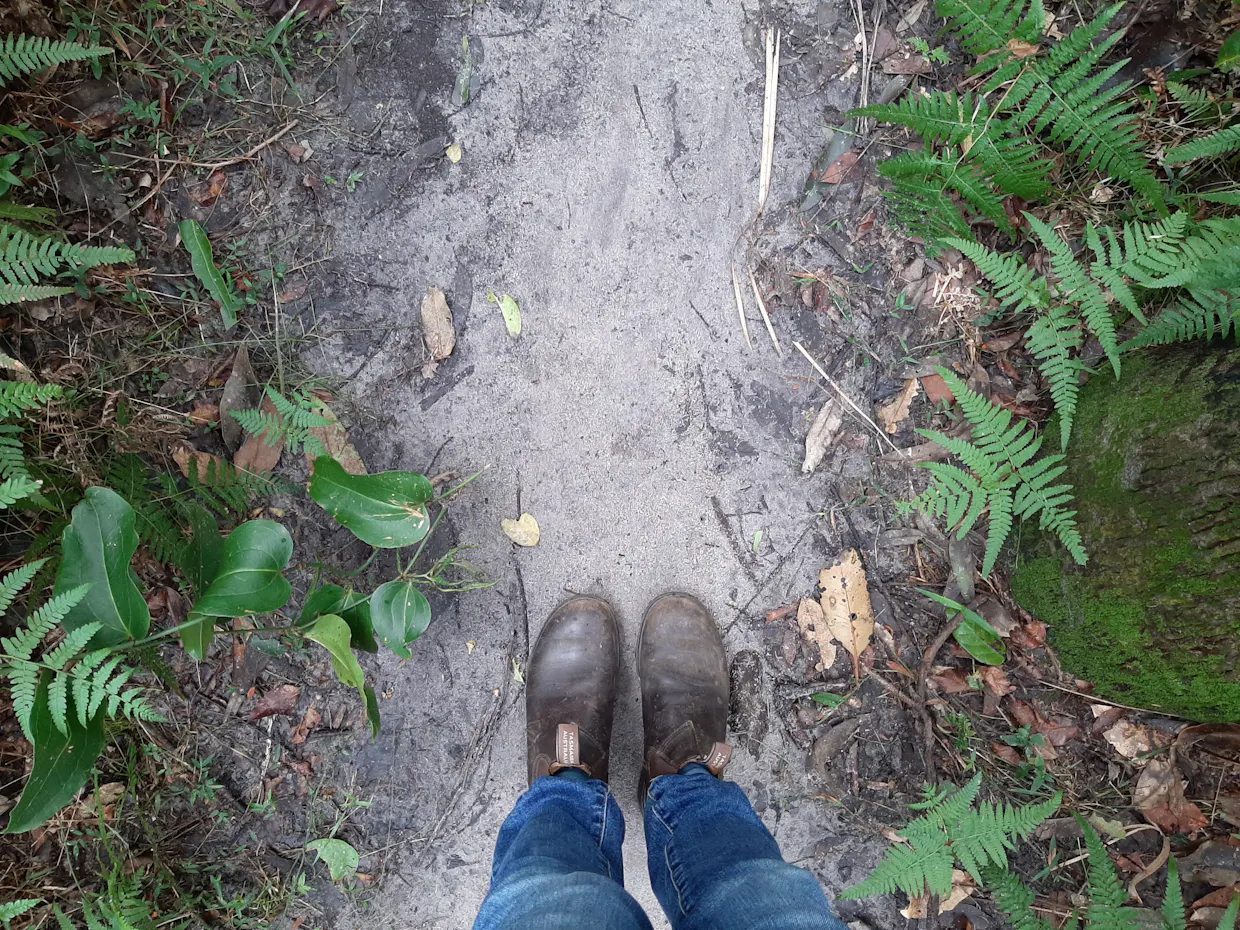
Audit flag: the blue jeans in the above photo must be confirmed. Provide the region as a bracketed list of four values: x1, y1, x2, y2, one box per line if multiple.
[474, 765, 848, 930]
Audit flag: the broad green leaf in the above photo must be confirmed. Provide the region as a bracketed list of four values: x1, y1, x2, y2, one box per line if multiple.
[305, 613, 364, 689]
[811, 692, 846, 707]
[6, 673, 106, 833]
[1218, 30, 1240, 71]
[54, 487, 149, 646]
[487, 290, 521, 336]
[308, 456, 433, 549]
[299, 584, 377, 652]
[181, 520, 293, 661]
[370, 580, 431, 659]
[183, 503, 224, 593]
[363, 685, 381, 737]
[919, 588, 1006, 665]
[306, 838, 359, 881]
[179, 219, 242, 329]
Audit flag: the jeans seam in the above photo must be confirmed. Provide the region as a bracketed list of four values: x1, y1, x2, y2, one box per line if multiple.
[598, 784, 613, 881]
[649, 802, 689, 917]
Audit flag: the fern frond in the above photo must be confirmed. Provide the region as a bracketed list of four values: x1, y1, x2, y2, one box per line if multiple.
[1079, 815, 1126, 909]
[1026, 304, 1085, 448]
[0, 34, 112, 86]
[1163, 858, 1186, 930]
[0, 559, 45, 614]
[841, 830, 954, 899]
[0, 380, 63, 418]
[0, 200, 56, 225]
[983, 6, 1165, 210]
[0, 474, 41, 507]
[935, 0, 1045, 55]
[922, 772, 986, 831]
[1124, 290, 1240, 349]
[44, 622, 103, 671]
[0, 223, 134, 289]
[984, 866, 1055, 930]
[230, 387, 332, 457]
[4, 662, 39, 740]
[948, 238, 1050, 311]
[0, 899, 42, 924]
[1027, 214, 1120, 374]
[0, 282, 74, 305]
[1165, 123, 1240, 165]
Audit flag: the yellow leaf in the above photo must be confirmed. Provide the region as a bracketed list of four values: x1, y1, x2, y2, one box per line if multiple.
[877, 377, 919, 433]
[796, 597, 838, 672]
[502, 512, 540, 547]
[819, 549, 875, 680]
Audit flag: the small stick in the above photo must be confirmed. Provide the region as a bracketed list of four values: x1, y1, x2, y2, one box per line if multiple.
[731, 264, 752, 350]
[748, 267, 782, 356]
[793, 341, 898, 452]
[758, 28, 781, 212]
[199, 119, 300, 171]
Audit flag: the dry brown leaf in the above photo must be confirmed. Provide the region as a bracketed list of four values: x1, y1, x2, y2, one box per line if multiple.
[1011, 619, 1048, 648]
[901, 871, 975, 917]
[290, 704, 321, 745]
[219, 346, 258, 452]
[882, 53, 932, 74]
[819, 550, 875, 680]
[802, 400, 844, 473]
[249, 684, 301, 721]
[1007, 38, 1041, 57]
[421, 286, 456, 361]
[502, 513, 540, 547]
[821, 151, 859, 184]
[877, 378, 920, 433]
[992, 742, 1023, 765]
[1102, 717, 1157, 759]
[1036, 715, 1081, 747]
[306, 399, 366, 475]
[981, 665, 1015, 697]
[921, 372, 956, 406]
[173, 442, 228, 483]
[796, 597, 838, 672]
[1134, 755, 1209, 834]
[187, 402, 219, 426]
[234, 394, 283, 475]
[931, 666, 974, 694]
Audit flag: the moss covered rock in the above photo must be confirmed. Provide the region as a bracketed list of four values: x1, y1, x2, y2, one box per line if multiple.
[1011, 342, 1240, 721]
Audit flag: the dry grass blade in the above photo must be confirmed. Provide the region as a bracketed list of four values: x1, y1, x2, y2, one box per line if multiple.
[731, 263, 753, 350]
[758, 27, 781, 212]
[793, 341, 899, 452]
[748, 267, 782, 356]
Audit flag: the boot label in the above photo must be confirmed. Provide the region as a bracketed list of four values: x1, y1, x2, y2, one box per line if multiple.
[556, 723, 580, 766]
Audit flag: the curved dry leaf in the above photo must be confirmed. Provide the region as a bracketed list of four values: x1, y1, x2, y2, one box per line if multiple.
[819, 549, 875, 680]
[796, 596, 837, 672]
[234, 394, 283, 475]
[306, 398, 366, 475]
[173, 442, 227, 483]
[502, 513, 540, 547]
[877, 378, 919, 433]
[219, 346, 258, 452]
[802, 400, 843, 473]
[421, 286, 456, 361]
[1134, 755, 1209, 834]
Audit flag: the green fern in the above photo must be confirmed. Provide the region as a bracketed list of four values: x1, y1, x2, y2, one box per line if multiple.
[0, 380, 63, 418]
[0, 34, 112, 86]
[984, 866, 1055, 930]
[1163, 858, 1185, 930]
[935, 0, 1045, 55]
[1165, 123, 1240, 165]
[1124, 290, 1240, 349]
[902, 367, 1086, 574]
[230, 387, 332, 457]
[0, 566, 160, 741]
[0, 200, 55, 225]
[0, 223, 134, 306]
[0, 900, 41, 927]
[841, 774, 1061, 900]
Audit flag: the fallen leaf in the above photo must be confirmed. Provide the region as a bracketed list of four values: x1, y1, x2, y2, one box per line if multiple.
[290, 704, 321, 745]
[266, 0, 339, 21]
[1010, 619, 1048, 648]
[173, 442, 228, 483]
[921, 372, 956, 406]
[981, 665, 1015, 697]
[1133, 755, 1209, 834]
[821, 151, 860, 184]
[305, 398, 366, 475]
[1103, 717, 1157, 759]
[488, 290, 521, 337]
[421, 287, 456, 361]
[187, 402, 219, 426]
[796, 597, 838, 672]
[1176, 723, 1240, 768]
[931, 666, 974, 694]
[895, 0, 928, 31]
[819, 550, 875, 680]
[1191, 885, 1240, 910]
[1009, 699, 1039, 727]
[502, 513, 540, 547]
[249, 684, 301, 721]
[802, 400, 844, 473]
[902, 871, 975, 917]
[882, 53, 932, 74]
[189, 169, 228, 206]
[1007, 38, 1041, 58]
[278, 282, 309, 302]
[1036, 715, 1080, 747]
[983, 330, 1023, 353]
[219, 346, 259, 452]
[234, 394, 283, 475]
[445, 142, 463, 163]
[992, 742, 1023, 765]
[877, 378, 919, 433]
[765, 603, 797, 623]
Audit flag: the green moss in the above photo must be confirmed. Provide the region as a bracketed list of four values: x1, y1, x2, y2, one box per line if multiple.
[1012, 344, 1240, 722]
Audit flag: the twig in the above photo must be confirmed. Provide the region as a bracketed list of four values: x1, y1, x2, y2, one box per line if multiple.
[731, 264, 753, 350]
[748, 266, 782, 356]
[198, 120, 299, 171]
[793, 341, 899, 453]
[1033, 677, 1188, 717]
[867, 671, 917, 708]
[916, 613, 961, 785]
[758, 27, 781, 211]
[1128, 835, 1170, 905]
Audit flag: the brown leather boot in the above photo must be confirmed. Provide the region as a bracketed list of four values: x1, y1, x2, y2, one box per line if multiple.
[526, 596, 620, 784]
[638, 592, 732, 801]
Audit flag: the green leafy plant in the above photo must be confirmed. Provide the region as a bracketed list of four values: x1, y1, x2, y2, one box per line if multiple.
[900, 367, 1085, 575]
[840, 774, 1061, 900]
[0, 34, 111, 86]
[230, 387, 334, 457]
[919, 589, 1006, 664]
[0, 223, 134, 305]
[179, 219, 243, 328]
